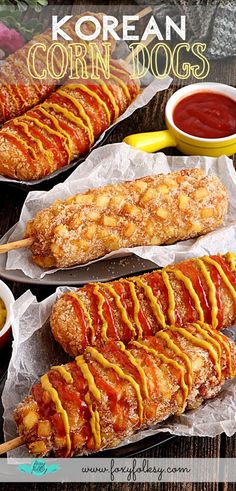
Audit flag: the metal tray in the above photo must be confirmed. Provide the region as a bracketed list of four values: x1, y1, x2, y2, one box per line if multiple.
[0, 225, 157, 285]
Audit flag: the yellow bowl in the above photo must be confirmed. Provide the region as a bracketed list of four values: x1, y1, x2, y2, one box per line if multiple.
[124, 82, 236, 157]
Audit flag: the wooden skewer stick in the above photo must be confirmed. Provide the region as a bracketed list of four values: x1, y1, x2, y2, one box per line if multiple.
[0, 436, 24, 455]
[125, 34, 156, 64]
[0, 237, 33, 254]
[116, 6, 152, 32]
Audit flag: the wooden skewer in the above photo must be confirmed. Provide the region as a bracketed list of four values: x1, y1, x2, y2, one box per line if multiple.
[0, 237, 33, 254]
[116, 6, 152, 32]
[0, 436, 24, 455]
[125, 34, 156, 64]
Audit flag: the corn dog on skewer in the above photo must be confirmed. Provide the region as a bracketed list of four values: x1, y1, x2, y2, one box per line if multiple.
[0, 13, 115, 125]
[51, 252, 236, 357]
[24, 168, 228, 268]
[14, 323, 236, 457]
[0, 61, 139, 180]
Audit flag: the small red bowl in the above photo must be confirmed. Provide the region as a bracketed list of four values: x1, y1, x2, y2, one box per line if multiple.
[0, 280, 15, 349]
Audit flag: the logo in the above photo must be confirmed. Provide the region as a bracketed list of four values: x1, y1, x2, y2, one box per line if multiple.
[18, 459, 60, 477]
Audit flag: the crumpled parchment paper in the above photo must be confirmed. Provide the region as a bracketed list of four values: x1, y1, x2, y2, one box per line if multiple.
[4, 143, 236, 279]
[2, 289, 236, 459]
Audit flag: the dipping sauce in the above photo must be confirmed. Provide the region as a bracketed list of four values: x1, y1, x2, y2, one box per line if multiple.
[173, 92, 236, 139]
[0, 298, 6, 330]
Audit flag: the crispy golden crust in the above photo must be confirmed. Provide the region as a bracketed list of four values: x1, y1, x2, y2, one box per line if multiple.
[50, 252, 236, 357]
[25, 168, 228, 266]
[0, 61, 139, 180]
[0, 13, 116, 124]
[14, 324, 236, 457]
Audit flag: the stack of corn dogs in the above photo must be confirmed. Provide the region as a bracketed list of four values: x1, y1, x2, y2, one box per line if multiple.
[0, 13, 115, 125]
[13, 252, 236, 457]
[0, 13, 140, 180]
[2, 167, 236, 458]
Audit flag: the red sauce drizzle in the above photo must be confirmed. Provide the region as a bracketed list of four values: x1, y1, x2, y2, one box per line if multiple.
[177, 279, 196, 325]
[112, 282, 135, 343]
[212, 255, 236, 289]
[21, 122, 59, 172]
[86, 82, 115, 120]
[67, 86, 107, 136]
[97, 286, 120, 340]
[27, 109, 69, 166]
[67, 296, 89, 349]
[84, 285, 102, 342]
[177, 262, 212, 324]
[122, 280, 153, 338]
[145, 272, 169, 322]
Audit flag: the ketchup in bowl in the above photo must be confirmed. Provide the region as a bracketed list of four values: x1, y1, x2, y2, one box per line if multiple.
[173, 92, 236, 139]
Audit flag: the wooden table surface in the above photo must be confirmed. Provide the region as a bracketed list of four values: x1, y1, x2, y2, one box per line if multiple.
[1, 1, 236, 490]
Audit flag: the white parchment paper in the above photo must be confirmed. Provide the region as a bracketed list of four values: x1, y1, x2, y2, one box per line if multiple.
[2, 290, 236, 458]
[4, 143, 236, 279]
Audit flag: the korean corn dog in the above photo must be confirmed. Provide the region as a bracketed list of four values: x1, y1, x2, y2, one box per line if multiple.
[14, 323, 236, 457]
[0, 13, 115, 124]
[51, 253, 236, 357]
[0, 61, 139, 180]
[24, 168, 228, 268]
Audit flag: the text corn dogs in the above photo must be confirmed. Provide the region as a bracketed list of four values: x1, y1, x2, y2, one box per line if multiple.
[14, 323, 236, 457]
[24, 168, 228, 267]
[51, 253, 236, 357]
[0, 13, 115, 124]
[0, 61, 139, 180]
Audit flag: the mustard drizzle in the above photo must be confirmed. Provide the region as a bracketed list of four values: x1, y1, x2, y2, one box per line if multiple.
[23, 114, 71, 163]
[38, 106, 74, 157]
[192, 323, 222, 357]
[168, 326, 221, 380]
[169, 269, 204, 322]
[86, 346, 144, 423]
[93, 284, 108, 342]
[3, 129, 37, 161]
[63, 83, 111, 126]
[13, 120, 45, 154]
[196, 321, 233, 378]
[75, 355, 101, 401]
[84, 392, 101, 449]
[123, 279, 143, 339]
[57, 89, 95, 144]
[75, 355, 101, 450]
[118, 341, 149, 398]
[51, 366, 73, 384]
[196, 259, 218, 328]
[131, 339, 189, 411]
[42, 101, 93, 145]
[40, 374, 71, 456]
[203, 257, 236, 304]
[76, 83, 111, 123]
[12, 120, 55, 171]
[101, 283, 136, 339]
[133, 278, 166, 329]
[226, 252, 236, 272]
[155, 330, 193, 390]
[95, 79, 119, 119]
